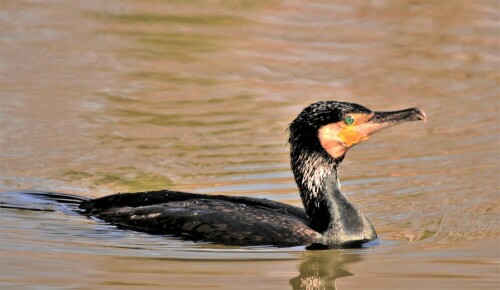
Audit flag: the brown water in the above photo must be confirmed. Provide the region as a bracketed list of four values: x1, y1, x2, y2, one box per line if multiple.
[1, 0, 499, 289]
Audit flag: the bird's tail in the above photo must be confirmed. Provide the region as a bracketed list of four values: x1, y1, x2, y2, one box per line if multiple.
[0, 190, 89, 213]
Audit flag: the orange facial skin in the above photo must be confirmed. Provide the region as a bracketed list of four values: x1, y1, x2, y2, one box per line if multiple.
[318, 113, 376, 158]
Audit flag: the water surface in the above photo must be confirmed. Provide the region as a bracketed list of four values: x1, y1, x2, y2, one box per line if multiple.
[1, 0, 499, 289]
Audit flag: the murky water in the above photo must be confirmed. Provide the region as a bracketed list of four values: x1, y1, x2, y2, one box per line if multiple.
[1, 0, 499, 289]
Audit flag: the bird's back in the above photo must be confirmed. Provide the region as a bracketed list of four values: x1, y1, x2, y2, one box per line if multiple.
[80, 190, 317, 246]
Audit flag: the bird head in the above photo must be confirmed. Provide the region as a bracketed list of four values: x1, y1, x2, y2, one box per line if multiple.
[288, 101, 426, 161]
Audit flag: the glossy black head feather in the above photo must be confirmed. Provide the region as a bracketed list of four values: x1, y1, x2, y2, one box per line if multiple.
[290, 101, 371, 130]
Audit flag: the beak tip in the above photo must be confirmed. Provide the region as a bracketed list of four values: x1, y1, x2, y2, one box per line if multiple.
[415, 108, 427, 123]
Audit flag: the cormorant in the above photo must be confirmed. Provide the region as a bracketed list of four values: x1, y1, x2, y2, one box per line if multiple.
[79, 101, 426, 248]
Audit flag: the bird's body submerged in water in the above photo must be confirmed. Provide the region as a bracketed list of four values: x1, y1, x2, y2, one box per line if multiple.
[78, 101, 426, 248]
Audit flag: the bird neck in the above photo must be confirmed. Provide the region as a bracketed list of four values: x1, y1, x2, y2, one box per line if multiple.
[291, 150, 376, 246]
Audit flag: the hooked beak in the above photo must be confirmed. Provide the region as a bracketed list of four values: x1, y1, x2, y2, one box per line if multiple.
[355, 108, 427, 141]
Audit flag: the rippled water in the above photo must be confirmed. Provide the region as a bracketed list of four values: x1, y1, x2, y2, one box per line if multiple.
[1, 0, 499, 289]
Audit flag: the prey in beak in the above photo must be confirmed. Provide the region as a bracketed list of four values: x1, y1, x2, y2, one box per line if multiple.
[318, 107, 426, 159]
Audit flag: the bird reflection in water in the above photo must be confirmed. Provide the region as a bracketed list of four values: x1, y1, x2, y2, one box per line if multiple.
[290, 250, 361, 290]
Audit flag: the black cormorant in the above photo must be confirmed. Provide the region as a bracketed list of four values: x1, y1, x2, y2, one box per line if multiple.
[79, 101, 426, 248]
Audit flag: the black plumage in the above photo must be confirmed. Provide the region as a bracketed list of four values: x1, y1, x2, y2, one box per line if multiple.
[82, 191, 315, 246]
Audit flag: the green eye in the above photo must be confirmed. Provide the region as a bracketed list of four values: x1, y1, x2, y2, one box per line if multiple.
[344, 116, 355, 125]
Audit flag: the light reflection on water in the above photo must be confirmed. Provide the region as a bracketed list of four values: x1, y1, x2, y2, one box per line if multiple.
[1, 0, 499, 289]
